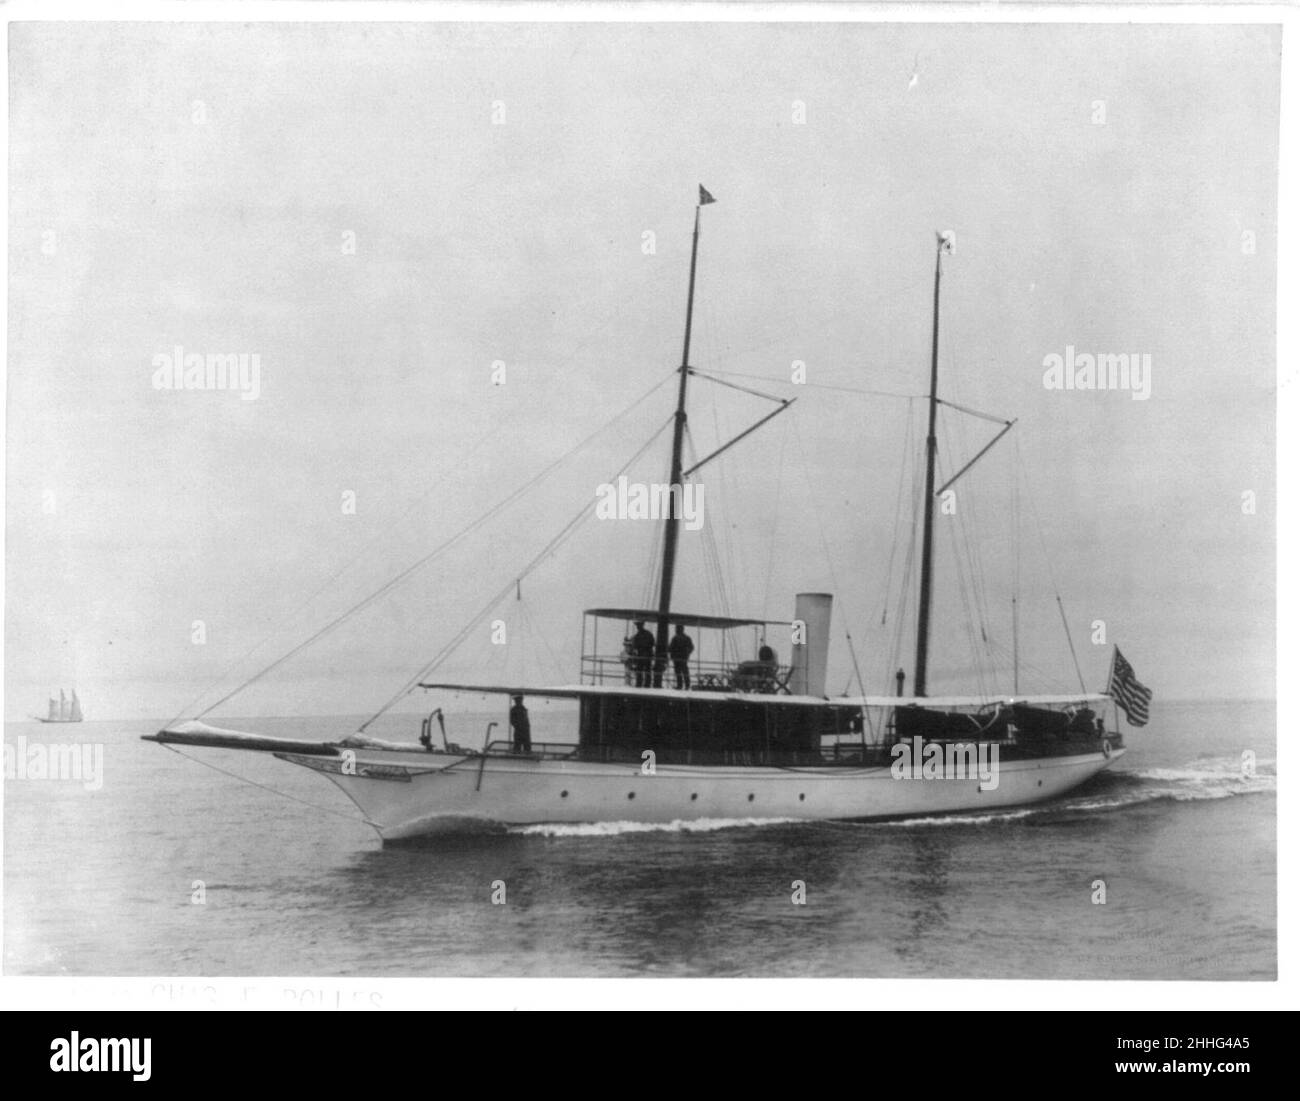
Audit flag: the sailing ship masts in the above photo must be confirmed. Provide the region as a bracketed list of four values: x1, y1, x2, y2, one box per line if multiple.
[913, 238, 944, 698]
[653, 205, 702, 681]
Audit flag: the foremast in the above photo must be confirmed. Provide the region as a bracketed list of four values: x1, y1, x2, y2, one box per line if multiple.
[653, 188, 710, 685]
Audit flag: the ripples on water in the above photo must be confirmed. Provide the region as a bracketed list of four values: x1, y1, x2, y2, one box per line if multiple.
[3, 700, 1275, 978]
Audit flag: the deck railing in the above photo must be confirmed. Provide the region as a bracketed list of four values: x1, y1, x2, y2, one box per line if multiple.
[580, 653, 791, 694]
[482, 740, 580, 761]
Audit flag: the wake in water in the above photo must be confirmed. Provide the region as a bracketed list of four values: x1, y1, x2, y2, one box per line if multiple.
[863, 753, 1276, 830]
[383, 755, 1275, 841]
[510, 816, 804, 838]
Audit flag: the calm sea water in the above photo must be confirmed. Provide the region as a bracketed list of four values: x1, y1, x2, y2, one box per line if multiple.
[3, 699, 1275, 978]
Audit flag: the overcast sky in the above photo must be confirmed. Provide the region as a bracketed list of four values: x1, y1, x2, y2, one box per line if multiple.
[5, 21, 1278, 720]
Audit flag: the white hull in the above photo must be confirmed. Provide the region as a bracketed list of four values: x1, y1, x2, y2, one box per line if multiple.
[281, 746, 1126, 841]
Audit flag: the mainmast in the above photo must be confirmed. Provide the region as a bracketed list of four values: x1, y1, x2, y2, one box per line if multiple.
[653, 187, 712, 686]
[913, 233, 948, 697]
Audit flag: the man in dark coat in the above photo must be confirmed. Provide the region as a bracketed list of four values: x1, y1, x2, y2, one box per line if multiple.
[509, 695, 532, 753]
[630, 620, 656, 687]
[668, 623, 695, 690]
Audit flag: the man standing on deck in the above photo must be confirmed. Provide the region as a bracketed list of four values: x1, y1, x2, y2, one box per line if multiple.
[509, 695, 532, 754]
[668, 623, 695, 690]
[630, 620, 656, 687]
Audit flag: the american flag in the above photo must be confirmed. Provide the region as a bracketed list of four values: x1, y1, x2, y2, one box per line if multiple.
[1107, 647, 1152, 727]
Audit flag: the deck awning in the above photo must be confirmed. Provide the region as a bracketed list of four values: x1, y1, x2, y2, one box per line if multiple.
[419, 682, 1112, 709]
[584, 608, 785, 630]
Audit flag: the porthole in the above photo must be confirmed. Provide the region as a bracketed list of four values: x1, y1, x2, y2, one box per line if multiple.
[627, 792, 636, 800]
[690, 793, 698, 801]
[799, 793, 806, 802]
[560, 790, 569, 798]
[748, 793, 755, 802]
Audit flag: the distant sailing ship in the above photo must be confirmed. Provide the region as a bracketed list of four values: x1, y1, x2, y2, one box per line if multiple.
[38, 689, 84, 724]
[147, 186, 1153, 841]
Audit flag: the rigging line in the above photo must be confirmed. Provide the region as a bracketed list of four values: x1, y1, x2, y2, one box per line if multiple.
[949, 404, 981, 642]
[948, 418, 998, 692]
[712, 441, 740, 622]
[1022, 454, 1066, 596]
[682, 429, 720, 617]
[968, 441, 1000, 650]
[372, 498, 598, 723]
[160, 743, 365, 824]
[696, 366, 921, 401]
[889, 402, 924, 693]
[985, 640, 1072, 693]
[944, 411, 994, 654]
[191, 373, 676, 722]
[638, 407, 670, 612]
[704, 499, 734, 626]
[1019, 448, 1087, 693]
[693, 351, 769, 615]
[165, 415, 504, 727]
[946, 408, 996, 657]
[845, 627, 868, 699]
[689, 369, 789, 404]
[788, 407, 865, 695]
[1056, 595, 1089, 695]
[934, 397, 1013, 426]
[762, 417, 791, 618]
[372, 495, 621, 724]
[702, 511, 730, 626]
[865, 399, 914, 694]
[943, 492, 989, 697]
[361, 418, 674, 729]
[642, 519, 664, 611]
[877, 397, 915, 626]
[694, 437, 735, 624]
[519, 598, 567, 684]
[699, 392, 738, 619]
[934, 443, 976, 689]
[887, 531, 914, 694]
